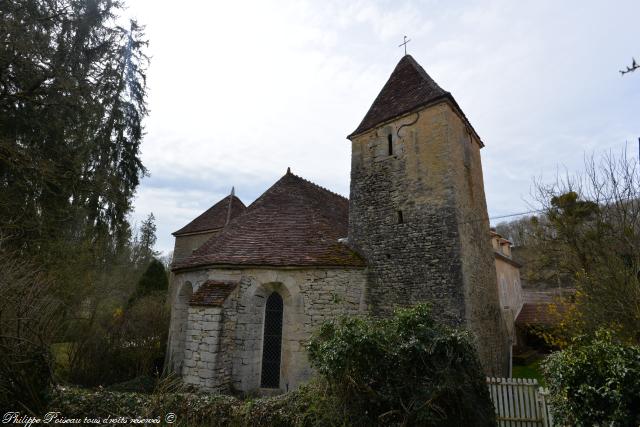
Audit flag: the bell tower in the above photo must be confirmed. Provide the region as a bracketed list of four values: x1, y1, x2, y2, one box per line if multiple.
[347, 54, 509, 376]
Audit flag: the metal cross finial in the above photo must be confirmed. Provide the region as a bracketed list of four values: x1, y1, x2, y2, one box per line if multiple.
[399, 35, 411, 55]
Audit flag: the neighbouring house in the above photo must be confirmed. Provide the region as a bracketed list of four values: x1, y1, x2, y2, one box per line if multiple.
[166, 54, 511, 394]
[490, 230, 524, 376]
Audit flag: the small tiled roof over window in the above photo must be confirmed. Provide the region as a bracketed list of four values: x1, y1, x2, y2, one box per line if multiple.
[348, 54, 481, 144]
[173, 170, 365, 270]
[189, 280, 238, 307]
[173, 194, 246, 236]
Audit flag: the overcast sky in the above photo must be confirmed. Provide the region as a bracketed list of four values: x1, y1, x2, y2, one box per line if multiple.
[123, 0, 640, 254]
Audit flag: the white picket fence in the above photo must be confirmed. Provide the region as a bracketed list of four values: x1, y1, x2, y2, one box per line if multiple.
[486, 377, 554, 427]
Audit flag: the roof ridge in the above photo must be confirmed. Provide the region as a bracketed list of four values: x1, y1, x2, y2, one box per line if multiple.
[404, 54, 445, 90]
[223, 193, 246, 207]
[173, 193, 246, 236]
[288, 171, 348, 202]
[172, 170, 363, 271]
[246, 171, 347, 210]
[348, 54, 450, 139]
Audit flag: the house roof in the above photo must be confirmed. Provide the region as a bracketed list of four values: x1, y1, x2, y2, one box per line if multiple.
[523, 288, 575, 304]
[516, 289, 575, 327]
[172, 170, 366, 270]
[173, 194, 246, 236]
[348, 55, 482, 145]
[515, 303, 560, 327]
[189, 280, 238, 307]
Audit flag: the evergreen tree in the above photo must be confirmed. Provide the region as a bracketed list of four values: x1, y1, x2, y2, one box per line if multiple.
[0, 0, 149, 306]
[132, 213, 158, 267]
[132, 258, 168, 301]
[0, 0, 148, 257]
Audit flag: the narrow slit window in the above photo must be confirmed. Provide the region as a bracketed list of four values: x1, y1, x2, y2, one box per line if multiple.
[463, 132, 471, 168]
[397, 210, 404, 224]
[388, 134, 393, 155]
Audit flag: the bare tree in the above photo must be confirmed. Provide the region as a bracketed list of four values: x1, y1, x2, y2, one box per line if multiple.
[532, 149, 640, 343]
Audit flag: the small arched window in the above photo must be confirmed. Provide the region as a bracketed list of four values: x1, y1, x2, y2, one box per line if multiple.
[388, 134, 393, 155]
[260, 292, 283, 388]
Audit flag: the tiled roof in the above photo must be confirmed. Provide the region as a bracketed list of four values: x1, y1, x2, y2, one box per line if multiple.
[515, 302, 570, 327]
[173, 170, 366, 270]
[189, 280, 238, 307]
[523, 289, 575, 304]
[173, 194, 246, 236]
[348, 55, 482, 145]
[516, 289, 575, 326]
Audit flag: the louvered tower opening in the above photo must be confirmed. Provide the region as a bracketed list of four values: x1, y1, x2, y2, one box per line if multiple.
[260, 292, 283, 388]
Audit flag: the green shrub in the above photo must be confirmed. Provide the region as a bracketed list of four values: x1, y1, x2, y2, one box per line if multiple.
[48, 386, 237, 426]
[307, 304, 496, 427]
[543, 329, 640, 426]
[48, 380, 342, 427]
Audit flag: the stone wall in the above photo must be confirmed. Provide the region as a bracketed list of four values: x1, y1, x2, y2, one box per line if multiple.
[348, 104, 465, 323]
[166, 279, 192, 373]
[166, 229, 220, 373]
[168, 266, 367, 394]
[348, 101, 509, 376]
[445, 105, 510, 376]
[173, 231, 218, 262]
[182, 306, 229, 392]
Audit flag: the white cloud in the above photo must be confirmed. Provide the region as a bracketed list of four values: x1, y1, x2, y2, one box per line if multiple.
[124, 0, 640, 253]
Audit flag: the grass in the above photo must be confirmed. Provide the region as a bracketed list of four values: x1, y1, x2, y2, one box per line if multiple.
[512, 359, 545, 385]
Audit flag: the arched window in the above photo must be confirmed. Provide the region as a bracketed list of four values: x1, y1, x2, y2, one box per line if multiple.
[260, 292, 283, 388]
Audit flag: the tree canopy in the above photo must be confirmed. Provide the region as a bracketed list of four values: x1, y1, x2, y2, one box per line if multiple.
[134, 258, 168, 296]
[0, 0, 148, 254]
[499, 150, 640, 345]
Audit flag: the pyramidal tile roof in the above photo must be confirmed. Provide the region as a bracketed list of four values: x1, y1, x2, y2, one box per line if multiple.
[348, 55, 481, 144]
[172, 170, 365, 270]
[173, 194, 246, 236]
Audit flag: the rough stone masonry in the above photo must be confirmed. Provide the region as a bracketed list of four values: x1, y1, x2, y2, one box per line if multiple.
[167, 54, 510, 395]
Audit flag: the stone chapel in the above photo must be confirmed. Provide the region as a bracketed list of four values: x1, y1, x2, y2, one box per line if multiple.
[167, 54, 510, 394]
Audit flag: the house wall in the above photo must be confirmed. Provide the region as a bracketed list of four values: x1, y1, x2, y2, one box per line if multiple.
[168, 266, 367, 394]
[495, 255, 524, 341]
